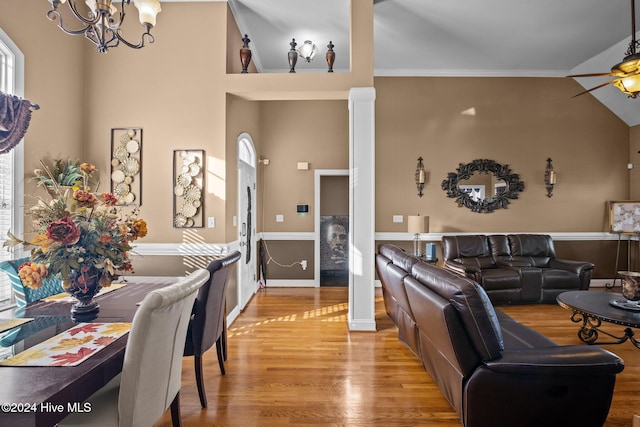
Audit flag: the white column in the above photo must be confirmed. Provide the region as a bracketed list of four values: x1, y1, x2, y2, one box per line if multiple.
[348, 87, 376, 331]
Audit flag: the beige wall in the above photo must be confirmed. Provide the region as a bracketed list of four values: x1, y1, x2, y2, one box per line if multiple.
[82, 2, 230, 245]
[321, 175, 349, 216]
[0, 1, 86, 218]
[376, 76, 629, 233]
[259, 100, 349, 232]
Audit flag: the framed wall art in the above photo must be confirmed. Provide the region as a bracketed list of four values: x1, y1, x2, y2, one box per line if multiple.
[608, 200, 640, 234]
[110, 128, 142, 206]
[173, 150, 205, 228]
[320, 215, 348, 283]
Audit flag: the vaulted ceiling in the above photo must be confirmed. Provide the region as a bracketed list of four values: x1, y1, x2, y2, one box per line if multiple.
[177, 0, 640, 125]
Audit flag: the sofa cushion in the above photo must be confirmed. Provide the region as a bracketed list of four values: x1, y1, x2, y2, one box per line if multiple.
[412, 263, 504, 361]
[391, 250, 420, 273]
[508, 234, 556, 258]
[496, 310, 557, 349]
[488, 235, 510, 257]
[443, 235, 491, 259]
[476, 269, 521, 291]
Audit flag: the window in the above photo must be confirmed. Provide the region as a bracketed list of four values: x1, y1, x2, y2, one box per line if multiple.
[0, 28, 25, 309]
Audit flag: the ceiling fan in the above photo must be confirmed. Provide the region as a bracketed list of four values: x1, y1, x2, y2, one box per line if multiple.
[570, 0, 640, 98]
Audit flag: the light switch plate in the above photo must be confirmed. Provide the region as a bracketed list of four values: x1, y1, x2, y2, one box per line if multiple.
[393, 215, 404, 223]
[276, 214, 284, 222]
[207, 217, 216, 228]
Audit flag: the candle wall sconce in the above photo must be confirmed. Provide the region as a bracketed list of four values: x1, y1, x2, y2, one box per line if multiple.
[545, 157, 556, 197]
[415, 157, 426, 197]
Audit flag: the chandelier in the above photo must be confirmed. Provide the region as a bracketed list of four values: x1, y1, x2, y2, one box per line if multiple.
[46, 0, 161, 53]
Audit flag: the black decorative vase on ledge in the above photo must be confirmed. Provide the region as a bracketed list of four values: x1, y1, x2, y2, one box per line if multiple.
[240, 34, 252, 73]
[326, 41, 335, 73]
[288, 38, 298, 73]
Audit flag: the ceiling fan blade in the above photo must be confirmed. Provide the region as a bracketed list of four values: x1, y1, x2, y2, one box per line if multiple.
[572, 80, 616, 98]
[568, 72, 617, 78]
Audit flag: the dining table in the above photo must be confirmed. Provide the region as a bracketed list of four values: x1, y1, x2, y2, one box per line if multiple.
[0, 275, 181, 427]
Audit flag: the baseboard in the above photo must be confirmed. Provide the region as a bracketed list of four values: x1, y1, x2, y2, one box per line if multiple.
[227, 304, 241, 327]
[262, 279, 317, 288]
[348, 319, 377, 331]
[591, 278, 616, 288]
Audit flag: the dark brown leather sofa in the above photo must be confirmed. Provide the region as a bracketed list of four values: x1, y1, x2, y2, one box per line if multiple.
[442, 234, 594, 304]
[376, 244, 623, 427]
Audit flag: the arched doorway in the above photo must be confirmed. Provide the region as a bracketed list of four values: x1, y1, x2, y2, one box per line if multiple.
[237, 133, 257, 310]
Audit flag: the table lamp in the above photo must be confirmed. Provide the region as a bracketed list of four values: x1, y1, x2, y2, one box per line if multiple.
[407, 215, 428, 257]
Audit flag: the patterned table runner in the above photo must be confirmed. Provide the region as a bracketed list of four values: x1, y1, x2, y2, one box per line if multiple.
[41, 283, 127, 302]
[0, 318, 33, 334]
[0, 322, 131, 367]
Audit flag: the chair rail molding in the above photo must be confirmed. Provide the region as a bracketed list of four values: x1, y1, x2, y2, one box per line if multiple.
[375, 231, 619, 242]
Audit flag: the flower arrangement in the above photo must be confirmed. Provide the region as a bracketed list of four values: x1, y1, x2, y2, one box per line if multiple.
[4, 159, 147, 296]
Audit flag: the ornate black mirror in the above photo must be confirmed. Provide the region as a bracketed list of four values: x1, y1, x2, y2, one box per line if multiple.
[441, 159, 525, 213]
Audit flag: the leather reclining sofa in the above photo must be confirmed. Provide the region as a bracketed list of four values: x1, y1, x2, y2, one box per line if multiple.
[442, 234, 594, 304]
[376, 244, 624, 427]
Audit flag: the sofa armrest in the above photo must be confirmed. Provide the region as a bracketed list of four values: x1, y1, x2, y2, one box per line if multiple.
[485, 346, 624, 376]
[549, 258, 595, 274]
[443, 260, 480, 277]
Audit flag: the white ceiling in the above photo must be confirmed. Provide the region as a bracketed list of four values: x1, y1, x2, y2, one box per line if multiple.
[171, 0, 640, 125]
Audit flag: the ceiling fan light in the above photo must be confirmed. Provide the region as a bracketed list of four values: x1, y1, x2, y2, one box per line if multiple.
[612, 54, 640, 75]
[614, 74, 640, 97]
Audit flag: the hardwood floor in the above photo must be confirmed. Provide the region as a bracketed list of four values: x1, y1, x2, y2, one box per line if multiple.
[156, 286, 640, 426]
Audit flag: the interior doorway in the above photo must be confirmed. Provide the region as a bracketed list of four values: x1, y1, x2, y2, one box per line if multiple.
[314, 170, 349, 287]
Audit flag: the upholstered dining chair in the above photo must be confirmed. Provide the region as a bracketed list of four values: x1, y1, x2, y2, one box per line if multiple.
[0, 256, 63, 307]
[184, 251, 241, 408]
[59, 268, 210, 427]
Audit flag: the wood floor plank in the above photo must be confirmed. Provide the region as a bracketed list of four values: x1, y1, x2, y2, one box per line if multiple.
[155, 287, 640, 426]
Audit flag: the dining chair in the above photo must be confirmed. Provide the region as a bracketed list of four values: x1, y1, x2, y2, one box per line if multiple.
[0, 256, 63, 307]
[58, 268, 210, 427]
[183, 251, 241, 408]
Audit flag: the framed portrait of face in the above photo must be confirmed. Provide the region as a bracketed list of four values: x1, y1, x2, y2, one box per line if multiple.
[320, 215, 348, 273]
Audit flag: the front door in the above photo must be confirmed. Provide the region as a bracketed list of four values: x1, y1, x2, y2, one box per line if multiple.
[238, 134, 257, 310]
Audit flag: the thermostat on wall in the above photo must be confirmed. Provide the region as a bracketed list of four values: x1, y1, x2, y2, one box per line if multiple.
[297, 204, 309, 215]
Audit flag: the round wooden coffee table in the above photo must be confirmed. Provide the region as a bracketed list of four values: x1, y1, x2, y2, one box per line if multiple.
[557, 290, 640, 349]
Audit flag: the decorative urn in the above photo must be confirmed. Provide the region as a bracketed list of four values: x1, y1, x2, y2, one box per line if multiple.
[619, 271, 640, 301]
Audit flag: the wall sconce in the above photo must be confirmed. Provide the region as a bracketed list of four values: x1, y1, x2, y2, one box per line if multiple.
[297, 40, 318, 62]
[408, 215, 428, 257]
[544, 157, 556, 197]
[415, 157, 426, 197]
